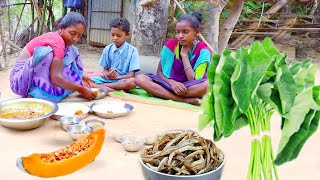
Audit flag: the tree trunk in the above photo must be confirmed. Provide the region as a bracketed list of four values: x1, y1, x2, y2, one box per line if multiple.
[205, 0, 229, 53]
[218, 0, 244, 53]
[131, 0, 169, 56]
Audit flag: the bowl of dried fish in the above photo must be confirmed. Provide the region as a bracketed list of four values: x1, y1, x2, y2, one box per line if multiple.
[90, 101, 133, 119]
[140, 130, 225, 180]
[51, 102, 90, 120]
[0, 98, 58, 130]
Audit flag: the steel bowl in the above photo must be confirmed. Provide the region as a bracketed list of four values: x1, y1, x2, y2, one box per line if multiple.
[0, 98, 58, 130]
[66, 124, 92, 141]
[140, 153, 225, 180]
[91, 88, 108, 100]
[51, 102, 90, 120]
[85, 119, 105, 131]
[59, 116, 81, 131]
[90, 101, 134, 119]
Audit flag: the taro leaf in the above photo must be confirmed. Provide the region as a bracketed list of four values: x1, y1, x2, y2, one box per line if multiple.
[289, 61, 302, 75]
[290, 60, 316, 93]
[213, 50, 238, 139]
[274, 109, 316, 165]
[260, 38, 284, 83]
[207, 54, 220, 84]
[233, 115, 248, 132]
[288, 86, 320, 161]
[224, 105, 243, 137]
[257, 83, 281, 113]
[199, 86, 214, 130]
[231, 42, 273, 113]
[199, 54, 220, 132]
[274, 65, 297, 115]
[277, 88, 315, 154]
[261, 37, 282, 61]
[288, 111, 320, 162]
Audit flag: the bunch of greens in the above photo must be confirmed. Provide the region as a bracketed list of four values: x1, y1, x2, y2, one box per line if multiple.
[200, 38, 320, 180]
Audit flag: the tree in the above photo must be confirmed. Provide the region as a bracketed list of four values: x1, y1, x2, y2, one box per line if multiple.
[131, 0, 169, 56]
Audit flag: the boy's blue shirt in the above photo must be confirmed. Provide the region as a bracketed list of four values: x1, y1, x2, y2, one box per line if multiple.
[99, 41, 140, 76]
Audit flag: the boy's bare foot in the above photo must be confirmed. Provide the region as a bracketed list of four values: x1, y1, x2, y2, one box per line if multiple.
[91, 83, 114, 92]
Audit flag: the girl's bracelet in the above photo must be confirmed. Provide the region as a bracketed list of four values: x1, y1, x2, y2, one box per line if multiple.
[184, 66, 192, 71]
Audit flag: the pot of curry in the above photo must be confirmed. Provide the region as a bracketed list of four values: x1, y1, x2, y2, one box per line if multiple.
[0, 98, 58, 130]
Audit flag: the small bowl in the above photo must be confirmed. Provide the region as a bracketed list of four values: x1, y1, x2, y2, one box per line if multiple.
[85, 119, 105, 131]
[112, 130, 136, 143]
[120, 135, 145, 152]
[66, 124, 92, 141]
[59, 116, 81, 131]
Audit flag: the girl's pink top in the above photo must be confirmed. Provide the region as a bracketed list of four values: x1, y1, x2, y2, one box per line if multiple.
[25, 32, 65, 59]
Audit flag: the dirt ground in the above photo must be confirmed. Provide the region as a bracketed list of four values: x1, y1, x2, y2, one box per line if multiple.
[0, 45, 320, 180]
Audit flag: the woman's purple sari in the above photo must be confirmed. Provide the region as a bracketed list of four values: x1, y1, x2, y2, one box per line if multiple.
[10, 45, 83, 102]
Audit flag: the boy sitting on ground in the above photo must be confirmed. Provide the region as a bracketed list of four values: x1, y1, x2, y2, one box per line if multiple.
[85, 18, 140, 91]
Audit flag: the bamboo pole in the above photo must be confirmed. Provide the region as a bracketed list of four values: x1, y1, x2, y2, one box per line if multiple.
[0, 5, 7, 69]
[13, 0, 27, 42]
[172, 0, 215, 53]
[218, 0, 244, 53]
[32, 0, 42, 26]
[39, 0, 47, 35]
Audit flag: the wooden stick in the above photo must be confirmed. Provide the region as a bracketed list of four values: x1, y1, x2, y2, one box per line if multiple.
[273, 17, 297, 41]
[31, 0, 42, 26]
[172, 0, 214, 53]
[218, 0, 244, 53]
[4, 39, 23, 51]
[13, 0, 27, 42]
[235, 27, 320, 31]
[232, 32, 279, 35]
[0, 5, 7, 69]
[231, 0, 288, 48]
[310, 0, 318, 16]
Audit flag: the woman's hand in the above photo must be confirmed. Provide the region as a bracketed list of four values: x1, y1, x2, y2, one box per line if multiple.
[80, 86, 97, 100]
[170, 81, 187, 96]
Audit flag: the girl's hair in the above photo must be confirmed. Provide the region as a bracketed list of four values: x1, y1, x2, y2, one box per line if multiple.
[177, 12, 202, 29]
[109, 18, 130, 34]
[58, 12, 86, 29]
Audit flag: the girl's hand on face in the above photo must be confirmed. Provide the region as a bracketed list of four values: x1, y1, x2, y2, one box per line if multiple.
[170, 81, 187, 96]
[81, 86, 97, 100]
[180, 45, 192, 58]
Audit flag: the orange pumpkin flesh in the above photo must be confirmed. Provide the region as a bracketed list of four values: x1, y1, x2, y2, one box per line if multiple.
[21, 129, 105, 177]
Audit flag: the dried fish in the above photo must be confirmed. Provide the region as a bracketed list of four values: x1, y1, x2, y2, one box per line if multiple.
[141, 130, 223, 175]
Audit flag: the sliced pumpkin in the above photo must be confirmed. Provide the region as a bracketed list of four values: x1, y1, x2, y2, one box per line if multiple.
[21, 129, 105, 178]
